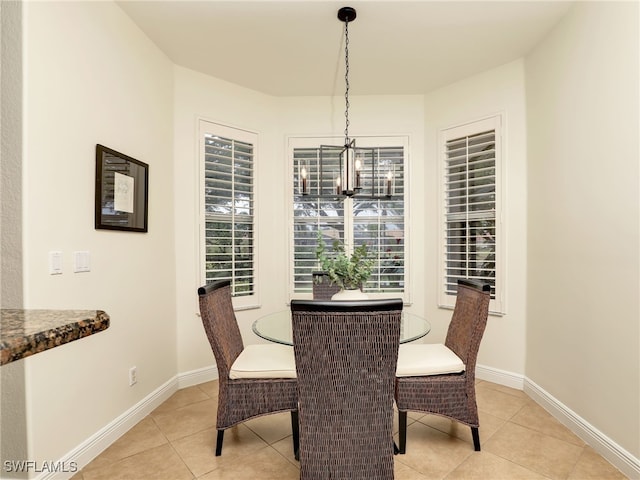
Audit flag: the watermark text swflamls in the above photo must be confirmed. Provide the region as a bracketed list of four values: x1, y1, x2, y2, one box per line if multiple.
[3, 460, 78, 474]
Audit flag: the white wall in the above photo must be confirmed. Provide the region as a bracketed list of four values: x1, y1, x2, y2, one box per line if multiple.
[1, 0, 24, 310]
[10, 0, 638, 475]
[422, 60, 529, 378]
[277, 93, 426, 312]
[21, 0, 176, 468]
[525, 1, 639, 459]
[173, 55, 529, 390]
[174, 66, 426, 374]
[1, 1, 28, 474]
[173, 67, 282, 374]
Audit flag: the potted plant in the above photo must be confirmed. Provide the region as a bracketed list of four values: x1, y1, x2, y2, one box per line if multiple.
[315, 232, 375, 299]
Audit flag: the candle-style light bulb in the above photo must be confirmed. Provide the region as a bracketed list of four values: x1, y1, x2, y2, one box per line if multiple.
[300, 166, 308, 195]
[336, 175, 341, 195]
[386, 170, 393, 197]
[354, 157, 362, 188]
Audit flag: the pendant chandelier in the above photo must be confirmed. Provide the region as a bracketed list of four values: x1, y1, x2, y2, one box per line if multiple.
[298, 6, 394, 199]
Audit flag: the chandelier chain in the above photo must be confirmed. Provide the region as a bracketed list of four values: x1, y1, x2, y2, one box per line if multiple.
[344, 18, 350, 145]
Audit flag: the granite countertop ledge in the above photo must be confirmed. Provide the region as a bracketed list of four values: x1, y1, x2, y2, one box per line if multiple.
[0, 309, 110, 365]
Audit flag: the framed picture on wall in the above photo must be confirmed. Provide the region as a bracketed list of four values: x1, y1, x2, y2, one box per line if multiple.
[95, 144, 148, 232]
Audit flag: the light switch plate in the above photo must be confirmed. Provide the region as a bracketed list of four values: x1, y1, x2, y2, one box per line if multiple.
[49, 251, 63, 275]
[73, 251, 91, 273]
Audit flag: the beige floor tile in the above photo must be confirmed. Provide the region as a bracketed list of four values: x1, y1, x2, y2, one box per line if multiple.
[476, 384, 530, 421]
[151, 385, 211, 416]
[152, 399, 217, 441]
[393, 408, 424, 435]
[172, 424, 268, 477]
[445, 450, 549, 479]
[413, 414, 473, 446]
[568, 446, 628, 480]
[394, 421, 474, 479]
[270, 436, 300, 467]
[81, 417, 168, 472]
[416, 410, 506, 449]
[196, 380, 219, 400]
[196, 446, 300, 480]
[75, 380, 627, 480]
[394, 460, 431, 479]
[243, 411, 296, 445]
[484, 421, 583, 480]
[477, 381, 531, 401]
[407, 410, 427, 422]
[81, 444, 192, 480]
[511, 401, 584, 447]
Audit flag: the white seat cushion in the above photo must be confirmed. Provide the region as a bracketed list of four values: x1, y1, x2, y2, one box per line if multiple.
[396, 343, 465, 377]
[229, 344, 297, 379]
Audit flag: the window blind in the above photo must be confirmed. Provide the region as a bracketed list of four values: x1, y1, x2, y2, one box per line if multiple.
[292, 144, 405, 294]
[292, 147, 346, 292]
[203, 132, 254, 297]
[444, 129, 496, 299]
[353, 146, 405, 293]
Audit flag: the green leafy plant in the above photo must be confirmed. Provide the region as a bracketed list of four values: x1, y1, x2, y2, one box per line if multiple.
[315, 232, 375, 290]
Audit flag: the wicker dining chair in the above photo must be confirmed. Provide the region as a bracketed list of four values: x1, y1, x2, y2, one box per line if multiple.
[395, 279, 491, 453]
[197, 280, 299, 456]
[291, 298, 403, 480]
[311, 271, 341, 300]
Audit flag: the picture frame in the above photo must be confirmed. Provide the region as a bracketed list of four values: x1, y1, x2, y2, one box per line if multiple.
[95, 144, 148, 232]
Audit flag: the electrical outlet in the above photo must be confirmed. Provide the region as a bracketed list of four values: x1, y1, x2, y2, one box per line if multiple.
[129, 366, 137, 386]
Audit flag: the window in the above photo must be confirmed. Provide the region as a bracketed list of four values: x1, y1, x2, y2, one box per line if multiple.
[200, 121, 256, 301]
[439, 116, 503, 313]
[290, 136, 407, 298]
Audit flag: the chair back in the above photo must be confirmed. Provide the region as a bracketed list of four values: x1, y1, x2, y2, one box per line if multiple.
[311, 271, 341, 300]
[197, 280, 244, 381]
[445, 279, 491, 374]
[291, 298, 403, 480]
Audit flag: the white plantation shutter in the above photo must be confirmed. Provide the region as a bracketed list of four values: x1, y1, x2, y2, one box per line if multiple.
[292, 145, 346, 293]
[291, 137, 407, 296]
[439, 116, 503, 313]
[201, 121, 255, 299]
[353, 146, 405, 294]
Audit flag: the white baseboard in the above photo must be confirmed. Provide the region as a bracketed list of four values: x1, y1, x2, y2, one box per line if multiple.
[524, 378, 640, 480]
[177, 365, 218, 389]
[36, 377, 179, 480]
[38, 365, 639, 480]
[36, 367, 219, 480]
[477, 365, 638, 479]
[476, 364, 525, 390]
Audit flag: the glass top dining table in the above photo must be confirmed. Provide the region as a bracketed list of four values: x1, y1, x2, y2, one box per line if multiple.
[252, 309, 431, 346]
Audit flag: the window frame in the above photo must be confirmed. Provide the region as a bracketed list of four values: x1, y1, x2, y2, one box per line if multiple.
[437, 115, 504, 314]
[199, 120, 259, 310]
[288, 135, 410, 303]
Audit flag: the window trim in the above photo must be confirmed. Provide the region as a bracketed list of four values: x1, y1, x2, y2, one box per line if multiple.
[437, 115, 504, 315]
[199, 119, 260, 310]
[287, 135, 411, 303]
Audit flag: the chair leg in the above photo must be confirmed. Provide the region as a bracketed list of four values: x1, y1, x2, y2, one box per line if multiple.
[291, 410, 300, 460]
[471, 426, 480, 451]
[215, 429, 224, 456]
[398, 410, 407, 454]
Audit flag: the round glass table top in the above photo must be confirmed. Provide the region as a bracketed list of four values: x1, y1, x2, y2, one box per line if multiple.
[252, 310, 430, 346]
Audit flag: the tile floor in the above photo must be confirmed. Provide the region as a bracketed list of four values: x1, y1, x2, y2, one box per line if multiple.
[72, 380, 627, 479]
